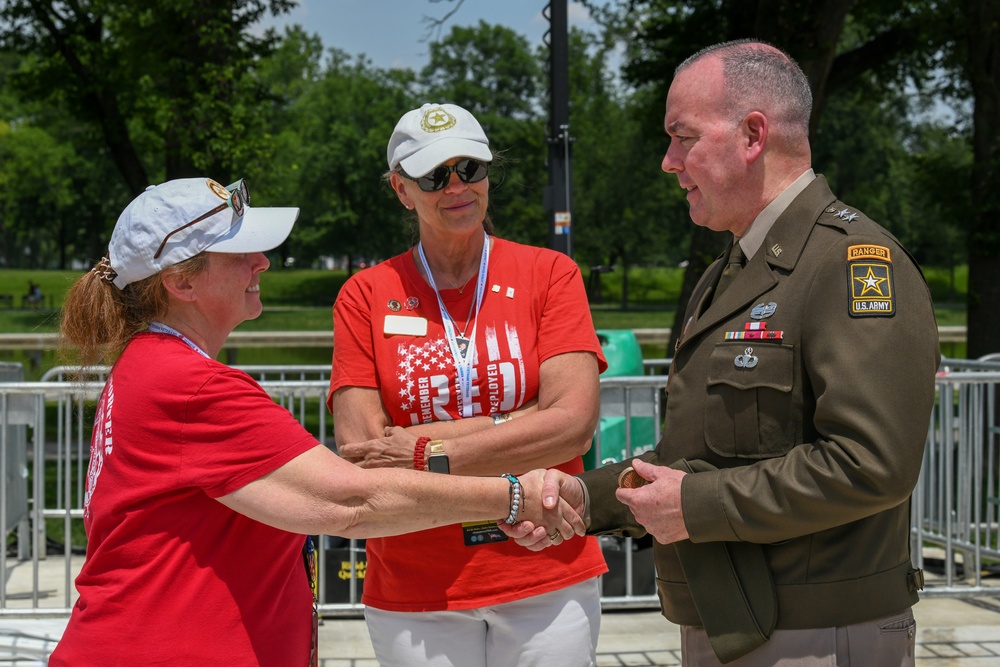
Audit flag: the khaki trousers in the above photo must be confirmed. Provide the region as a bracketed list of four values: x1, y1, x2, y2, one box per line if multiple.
[681, 608, 916, 667]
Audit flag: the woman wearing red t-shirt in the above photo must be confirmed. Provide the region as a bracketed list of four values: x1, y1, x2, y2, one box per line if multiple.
[329, 103, 609, 667]
[51, 177, 581, 667]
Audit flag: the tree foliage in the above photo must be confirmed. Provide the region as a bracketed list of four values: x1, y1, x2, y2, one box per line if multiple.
[0, 1, 996, 356]
[584, 0, 989, 356]
[3, 1, 298, 189]
[421, 21, 548, 247]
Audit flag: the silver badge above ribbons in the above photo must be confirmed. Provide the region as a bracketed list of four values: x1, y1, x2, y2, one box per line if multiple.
[750, 302, 777, 320]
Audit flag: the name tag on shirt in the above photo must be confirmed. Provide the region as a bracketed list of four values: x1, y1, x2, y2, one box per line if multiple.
[383, 315, 427, 337]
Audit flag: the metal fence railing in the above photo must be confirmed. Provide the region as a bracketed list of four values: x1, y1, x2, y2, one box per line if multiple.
[1, 360, 998, 618]
[911, 359, 1000, 596]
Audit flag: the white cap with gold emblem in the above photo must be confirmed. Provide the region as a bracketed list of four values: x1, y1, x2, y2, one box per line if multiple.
[386, 103, 492, 177]
[108, 177, 298, 289]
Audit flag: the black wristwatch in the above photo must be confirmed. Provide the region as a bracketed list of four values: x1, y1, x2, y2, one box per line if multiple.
[427, 440, 450, 474]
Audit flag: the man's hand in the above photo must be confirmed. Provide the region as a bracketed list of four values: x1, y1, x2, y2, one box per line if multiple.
[499, 469, 585, 551]
[616, 458, 689, 544]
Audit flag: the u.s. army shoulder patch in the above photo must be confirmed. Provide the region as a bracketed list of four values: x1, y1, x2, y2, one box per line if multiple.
[846, 244, 894, 317]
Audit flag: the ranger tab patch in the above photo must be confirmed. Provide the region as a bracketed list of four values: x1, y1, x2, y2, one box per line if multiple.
[847, 244, 894, 317]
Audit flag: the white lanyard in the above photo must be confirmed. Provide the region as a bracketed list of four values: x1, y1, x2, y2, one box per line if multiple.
[147, 322, 211, 359]
[417, 232, 490, 418]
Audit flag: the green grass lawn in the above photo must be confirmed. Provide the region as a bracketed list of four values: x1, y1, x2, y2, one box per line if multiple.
[0, 265, 967, 336]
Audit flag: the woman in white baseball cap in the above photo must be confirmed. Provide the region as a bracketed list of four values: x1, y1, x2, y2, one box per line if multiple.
[52, 177, 582, 666]
[329, 103, 609, 667]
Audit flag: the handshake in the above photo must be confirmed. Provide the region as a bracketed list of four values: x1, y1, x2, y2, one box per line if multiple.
[498, 459, 689, 550]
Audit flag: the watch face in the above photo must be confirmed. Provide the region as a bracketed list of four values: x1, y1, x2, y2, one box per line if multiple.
[428, 454, 450, 474]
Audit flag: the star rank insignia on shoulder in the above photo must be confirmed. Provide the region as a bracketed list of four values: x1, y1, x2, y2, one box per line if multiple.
[825, 206, 859, 222]
[846, 244, 895, 317]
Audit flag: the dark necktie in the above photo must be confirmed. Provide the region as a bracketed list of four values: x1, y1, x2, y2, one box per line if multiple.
[714, 241, 745, 301]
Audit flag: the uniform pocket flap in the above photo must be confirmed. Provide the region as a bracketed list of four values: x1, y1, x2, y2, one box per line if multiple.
[707, 343, 794, 392]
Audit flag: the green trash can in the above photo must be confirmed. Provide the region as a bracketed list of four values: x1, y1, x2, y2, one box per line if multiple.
[584, 330, 658, 470]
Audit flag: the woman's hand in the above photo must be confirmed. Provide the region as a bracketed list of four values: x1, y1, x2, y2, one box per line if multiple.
[500, 469, 586, 551]
[339, 426, 418, 469]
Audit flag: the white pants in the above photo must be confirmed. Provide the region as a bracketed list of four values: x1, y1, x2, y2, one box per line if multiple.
[364, 578, 601, 667]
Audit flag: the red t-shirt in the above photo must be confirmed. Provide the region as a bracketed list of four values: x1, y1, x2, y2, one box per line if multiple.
[330, 237, 609, 611]
[50, 333, 318, 666]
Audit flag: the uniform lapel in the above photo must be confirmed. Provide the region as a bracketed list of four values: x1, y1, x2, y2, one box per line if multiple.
[682, 250, 777, 345]
[675, 177, 838, 353]
[673, 251, 725, 351]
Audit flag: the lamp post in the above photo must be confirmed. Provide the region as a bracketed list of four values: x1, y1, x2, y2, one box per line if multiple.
[543, 0, 573, 257]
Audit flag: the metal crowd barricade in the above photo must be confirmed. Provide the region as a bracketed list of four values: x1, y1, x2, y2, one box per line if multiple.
[4, 366, 362, 617]
[910, 358, 1000, 596]
[592, 374, 667, 609]
[3, 358, 1000, 619]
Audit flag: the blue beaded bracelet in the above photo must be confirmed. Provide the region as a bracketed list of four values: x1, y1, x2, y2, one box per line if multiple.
[500, 473, 521, 524]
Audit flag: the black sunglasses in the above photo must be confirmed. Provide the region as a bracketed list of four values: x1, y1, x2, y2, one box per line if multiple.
[400, 158, 490, 192]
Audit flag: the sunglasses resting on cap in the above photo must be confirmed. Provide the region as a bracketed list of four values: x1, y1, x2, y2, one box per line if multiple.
[153, 179, 249, 260]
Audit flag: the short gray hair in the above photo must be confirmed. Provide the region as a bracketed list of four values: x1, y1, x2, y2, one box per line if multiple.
[677, 39, 813, 138]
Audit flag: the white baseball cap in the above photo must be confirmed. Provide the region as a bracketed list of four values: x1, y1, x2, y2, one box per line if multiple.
[386, 103, 492, 177]
[108, 177, 299, 289]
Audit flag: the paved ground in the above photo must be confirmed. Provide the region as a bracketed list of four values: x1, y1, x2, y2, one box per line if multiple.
[312, 596, 1000, 667]
[3, 553, 1000, 665]
[1, 595, 1000, 665]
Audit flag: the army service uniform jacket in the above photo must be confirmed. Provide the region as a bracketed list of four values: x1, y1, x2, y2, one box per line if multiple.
[580, 176, 940, 630]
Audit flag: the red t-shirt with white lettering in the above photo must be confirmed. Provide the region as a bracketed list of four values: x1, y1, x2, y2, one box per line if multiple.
[330, 237, 609, 611]
[50, 333, 318, 666]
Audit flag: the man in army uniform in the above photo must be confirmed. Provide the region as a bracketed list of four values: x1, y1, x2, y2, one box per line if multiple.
[506, 39, 940, 666]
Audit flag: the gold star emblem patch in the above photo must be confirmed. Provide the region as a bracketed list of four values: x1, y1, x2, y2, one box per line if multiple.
[847, 245, 895, 317]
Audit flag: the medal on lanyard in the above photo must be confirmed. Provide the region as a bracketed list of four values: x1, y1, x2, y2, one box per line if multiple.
[418, 231, 490, 418]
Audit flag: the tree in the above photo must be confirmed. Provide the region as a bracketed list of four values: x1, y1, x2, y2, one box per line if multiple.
[567, 28, 687, 306]
[587, 0, 975, 354]
[0, 0, 295, 195]
[419, 21, 549, 247]
[266, 45, 416, 272]
[962, 0, 1000, 358]
[0, 48, 126, 268]
[903, 125, 971, 301]
[421, 20, 541, 120]
[0, 0, 301, 267]
[0, 122, 77, 267]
